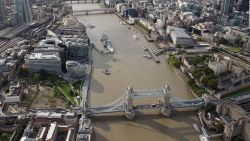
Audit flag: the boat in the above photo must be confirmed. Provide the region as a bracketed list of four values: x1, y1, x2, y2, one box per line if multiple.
[143, 55, 152, 59]
[103, 69, 111, 75]
[133, 35, 138, 40]
[88, 24, 95, 29]
[101, 33, 114, 54]
[106, 40, 114, 53]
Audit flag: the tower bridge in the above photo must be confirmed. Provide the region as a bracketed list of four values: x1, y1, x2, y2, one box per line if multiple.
[80, 84, 207, 120]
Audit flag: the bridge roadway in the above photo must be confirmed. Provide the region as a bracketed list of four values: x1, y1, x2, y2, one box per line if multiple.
[86, 97, 205, 114]
[76, 85, 209, 117]
[72, 8, 115, 15]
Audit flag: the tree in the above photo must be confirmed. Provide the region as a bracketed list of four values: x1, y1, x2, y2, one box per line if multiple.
[167, 55, 181, 68]
[39, 69, 47, 79]
[19, 67, 29, 77]
[193, 55, 202, 66]
[218, 37, 228, 45]
[69, 90, 74, 96]
[206, 79, 218, 90]
[234, 36, 244, 47]
[216, 122, 225, 133]
[176, 44, 182, 48]
[188, 78, 196, 87]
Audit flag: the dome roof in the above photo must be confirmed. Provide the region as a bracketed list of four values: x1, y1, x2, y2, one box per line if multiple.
[66, 61, 85, 78]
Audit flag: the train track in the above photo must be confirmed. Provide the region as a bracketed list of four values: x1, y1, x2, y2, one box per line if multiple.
[0, 38, 23, 53]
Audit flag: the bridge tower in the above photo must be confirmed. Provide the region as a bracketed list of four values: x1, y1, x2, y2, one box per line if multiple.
[125, 85, 135, 120]
[161, 85, 172, 117]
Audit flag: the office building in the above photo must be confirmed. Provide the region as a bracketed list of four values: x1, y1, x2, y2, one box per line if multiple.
[220, 0, 234, 15]
[15, 0, 32, 24]
[0, 0, 6, 25]
[167, 26, 193, 47]
[24, 53, 62, 74]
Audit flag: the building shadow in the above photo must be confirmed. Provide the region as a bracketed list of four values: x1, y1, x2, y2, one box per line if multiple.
[89, 78, 104, 94]
[92, 129, 109, 141]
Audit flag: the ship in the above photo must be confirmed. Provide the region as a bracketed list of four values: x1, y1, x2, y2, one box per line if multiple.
[103, 69, 111, 75]
[77, 115, 93, 141]
[105, 40, 114, 53]
[101, 33, 114, 54]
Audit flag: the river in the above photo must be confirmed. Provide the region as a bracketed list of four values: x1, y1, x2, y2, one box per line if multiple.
[71, 3, 200, 141]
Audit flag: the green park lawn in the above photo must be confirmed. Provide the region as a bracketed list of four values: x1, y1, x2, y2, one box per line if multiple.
[226, 46, 242, 53]
[222, 86, 250, 98]
[57, 81, 83, 106]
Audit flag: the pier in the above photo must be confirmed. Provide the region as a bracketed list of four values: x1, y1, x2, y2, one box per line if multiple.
[146, 47, 160, 63]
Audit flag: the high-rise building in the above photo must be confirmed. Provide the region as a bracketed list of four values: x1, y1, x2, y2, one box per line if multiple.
[221, 0, 234, 15]
[236, 0, 249, 12]
[0, 0, 6, 25]
[15, 0, 32, 24]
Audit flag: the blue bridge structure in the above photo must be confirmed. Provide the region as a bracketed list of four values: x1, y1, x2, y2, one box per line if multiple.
[78, 84, 207, 120]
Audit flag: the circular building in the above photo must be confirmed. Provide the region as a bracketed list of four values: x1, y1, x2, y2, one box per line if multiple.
[66, 61, 86, 78]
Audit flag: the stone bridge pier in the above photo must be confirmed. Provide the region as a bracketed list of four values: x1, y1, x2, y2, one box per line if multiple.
[161, 85, 172, 117]
[125, 86, 135, 120]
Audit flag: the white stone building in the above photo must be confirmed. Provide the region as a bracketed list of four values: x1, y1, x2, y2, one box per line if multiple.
[166, 26, 193, 47]
[208, 61, 226, 75]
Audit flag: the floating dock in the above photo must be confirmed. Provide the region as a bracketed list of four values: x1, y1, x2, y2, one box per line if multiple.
[146, 47, 160, 63]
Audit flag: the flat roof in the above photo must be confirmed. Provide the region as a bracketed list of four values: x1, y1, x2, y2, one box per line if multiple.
[26, 53, 60, 60]
[65, 112, 75, 117]
[168, 26, 191, 39]
[50, 113, 62, 118]
[36, 112, 49, 118]
[46, 122, 57, 140]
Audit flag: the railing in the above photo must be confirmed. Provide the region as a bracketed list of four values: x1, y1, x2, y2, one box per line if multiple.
[73, 8, 115, 13]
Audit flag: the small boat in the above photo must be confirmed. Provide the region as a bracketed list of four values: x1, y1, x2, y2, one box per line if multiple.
[133, 35, 138, 40]
[103, 69, 111, 75]
[143, 55, 152, 59]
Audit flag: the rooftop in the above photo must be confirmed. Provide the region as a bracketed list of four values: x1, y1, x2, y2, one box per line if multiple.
[26, 53, 60, 60]
[46, 122, 57, 141]
[36, 112, 50, 118]
[167, 26, 191, 39]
